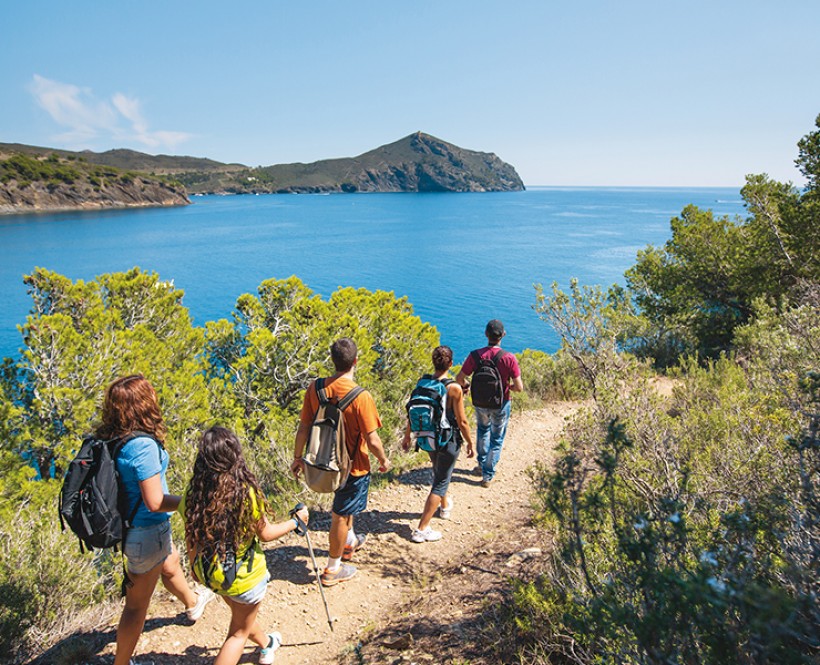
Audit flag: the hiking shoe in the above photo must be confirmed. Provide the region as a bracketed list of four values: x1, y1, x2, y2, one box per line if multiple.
[130, 660, 155, 665]
[320, 563, 357, 587]
[439, 497, 453, 520]
[259, 631, 282, 664]
[342, 533, 367, 562]
[186, 586, 215, 622]
[411, 527, 442, 543]
[481, 478, 493, 488]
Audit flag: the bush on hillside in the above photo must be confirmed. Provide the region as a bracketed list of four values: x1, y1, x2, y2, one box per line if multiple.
[0, 269, 438, 663]
[503, 284, 819, 664]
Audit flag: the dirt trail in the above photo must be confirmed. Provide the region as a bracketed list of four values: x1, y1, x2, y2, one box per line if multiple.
[91, 403, 574, 664]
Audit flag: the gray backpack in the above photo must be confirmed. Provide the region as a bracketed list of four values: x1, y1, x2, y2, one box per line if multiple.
[302, 378, 364, 493]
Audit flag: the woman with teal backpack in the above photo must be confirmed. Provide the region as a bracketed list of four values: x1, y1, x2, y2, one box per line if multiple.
[403, 345, 474, 543]
[183, 426, 309, 665]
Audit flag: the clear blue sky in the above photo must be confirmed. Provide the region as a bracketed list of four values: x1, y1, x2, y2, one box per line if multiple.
[3, 1, 819, 187]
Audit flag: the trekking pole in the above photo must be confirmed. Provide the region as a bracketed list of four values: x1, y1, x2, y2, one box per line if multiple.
[290, 502, 335, 632]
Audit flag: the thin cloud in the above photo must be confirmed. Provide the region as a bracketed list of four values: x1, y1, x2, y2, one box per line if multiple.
[28, 74, 191, 152]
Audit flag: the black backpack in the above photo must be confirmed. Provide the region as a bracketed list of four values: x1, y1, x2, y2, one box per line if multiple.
[469, 349, 507, 409]
[59, 431, 160, 552]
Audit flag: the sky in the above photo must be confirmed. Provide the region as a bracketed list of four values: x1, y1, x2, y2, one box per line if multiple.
[2, 1, 819, 187]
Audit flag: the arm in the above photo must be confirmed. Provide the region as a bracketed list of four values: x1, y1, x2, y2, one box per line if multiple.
[257, 505, 309, 543]
[139, 473, 180, 512]
[401, 422, 412, 452]
[455, 370, 469, 388]
[510, 375, 524, 392]
[365, 429, 391, 473]
[448, 383, 475, 457]
[291, 420, 311, 478]
[186, 543, 202, 584]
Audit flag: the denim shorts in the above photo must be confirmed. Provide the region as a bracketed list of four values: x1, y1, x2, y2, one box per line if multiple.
[428, 438, 460, 497]
[124, 520, 172, 575]
[227, 571, 271, 605]
[332, 472, 370, 516]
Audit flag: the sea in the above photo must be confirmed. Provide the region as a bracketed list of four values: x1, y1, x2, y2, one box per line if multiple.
[0, 187, 746, 362]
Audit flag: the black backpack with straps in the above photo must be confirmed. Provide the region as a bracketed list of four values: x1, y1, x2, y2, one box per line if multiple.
[59, 431, 161, 552]
[469, 349, 507, 409]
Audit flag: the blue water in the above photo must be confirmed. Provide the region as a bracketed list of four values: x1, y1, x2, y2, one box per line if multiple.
[0, 188, 746, 362]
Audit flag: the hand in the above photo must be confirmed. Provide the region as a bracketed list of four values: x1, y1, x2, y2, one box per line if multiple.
[295, 506, 309, 524]
[290, 458, 303, 478]
[462, 382, 470, 394]
[401, 434, 411, 452]
[378, 458, 391, 473]
[466, 444, 475, 459]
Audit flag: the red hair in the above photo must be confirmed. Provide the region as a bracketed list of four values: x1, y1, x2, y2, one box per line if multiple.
[96, 374, 167, 443]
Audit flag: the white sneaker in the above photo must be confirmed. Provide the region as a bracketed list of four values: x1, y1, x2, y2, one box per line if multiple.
[411, 527, 442, 543]
[439, 497, 453, 520]
[259, 631, 282, 664]
[186, 586, 216, 622]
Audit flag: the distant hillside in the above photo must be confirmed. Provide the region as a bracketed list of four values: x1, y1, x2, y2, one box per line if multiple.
[240, 132, 525, 194]
[0, 142, 243, 174]
[0, 133, 524, 211]
[0, 151, 189, 215]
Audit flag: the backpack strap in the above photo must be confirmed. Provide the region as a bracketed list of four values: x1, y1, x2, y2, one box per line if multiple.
[338, 386, 365, 411]
[491, 349, 506, 365]
[316, 378, 329, 405]
[470, 350, 482, 370]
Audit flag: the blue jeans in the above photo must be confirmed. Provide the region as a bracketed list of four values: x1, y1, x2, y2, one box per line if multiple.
[475, 401, 511, 481]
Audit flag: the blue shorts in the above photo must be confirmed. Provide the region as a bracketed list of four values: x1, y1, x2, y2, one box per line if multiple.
[332, 473, 370, 516]
[428, 438, 460, 497]
[227, 571, 271, 605]
[124, 520, 172, 575]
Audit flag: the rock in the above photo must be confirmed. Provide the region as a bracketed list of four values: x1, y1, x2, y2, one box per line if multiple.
[505, 547, 543, 566]
[384, 633, 414, 650]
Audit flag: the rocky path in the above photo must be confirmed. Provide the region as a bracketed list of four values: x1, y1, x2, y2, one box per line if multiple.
[91, 403, 574, 664]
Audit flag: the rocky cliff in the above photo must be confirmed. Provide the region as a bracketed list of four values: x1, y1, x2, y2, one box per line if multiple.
[0, 153, 189, 215]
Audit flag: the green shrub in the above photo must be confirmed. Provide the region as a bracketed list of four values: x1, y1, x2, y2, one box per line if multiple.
[514, 294, 819, 663]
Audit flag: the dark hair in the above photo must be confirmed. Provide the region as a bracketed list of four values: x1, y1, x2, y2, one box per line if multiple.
[96, 374, 166, 444]
[432, 345, 453, 371]
[184, 426, 270, 560]
[331, 338, 357, 372]
[485, 319, 505, 344]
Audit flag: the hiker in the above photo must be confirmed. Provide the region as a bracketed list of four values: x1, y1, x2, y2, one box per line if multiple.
[99, 375, 214, 665]
[183, 426, 310, 665]
[456, 319, 523, 486]
[291, 337, 391, 586]
[403, 345, 475, 543]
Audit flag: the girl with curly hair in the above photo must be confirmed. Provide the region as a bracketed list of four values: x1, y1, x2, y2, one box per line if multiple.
[101, 374, 215, 665]
[183, 426, 309, 665]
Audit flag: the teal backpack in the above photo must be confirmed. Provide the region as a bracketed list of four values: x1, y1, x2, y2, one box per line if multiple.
[406, 375, 455, 452]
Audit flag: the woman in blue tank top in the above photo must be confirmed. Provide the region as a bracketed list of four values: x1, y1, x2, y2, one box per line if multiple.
[97, 374, 214, 665]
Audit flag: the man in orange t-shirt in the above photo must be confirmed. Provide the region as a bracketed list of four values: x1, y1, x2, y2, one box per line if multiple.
[291, 338, 391, 586]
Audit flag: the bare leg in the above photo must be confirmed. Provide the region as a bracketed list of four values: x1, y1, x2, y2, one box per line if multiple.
[328, 512, 353, 560]
[159, 545, 198, 609]
[214, 596, 268, 665]
[114, 564, 163, 665]
[418, 492, 444, 531]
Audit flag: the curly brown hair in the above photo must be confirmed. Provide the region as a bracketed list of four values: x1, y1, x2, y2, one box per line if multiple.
[96, 374, 167, 444]
[184, 426, 271, 559]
